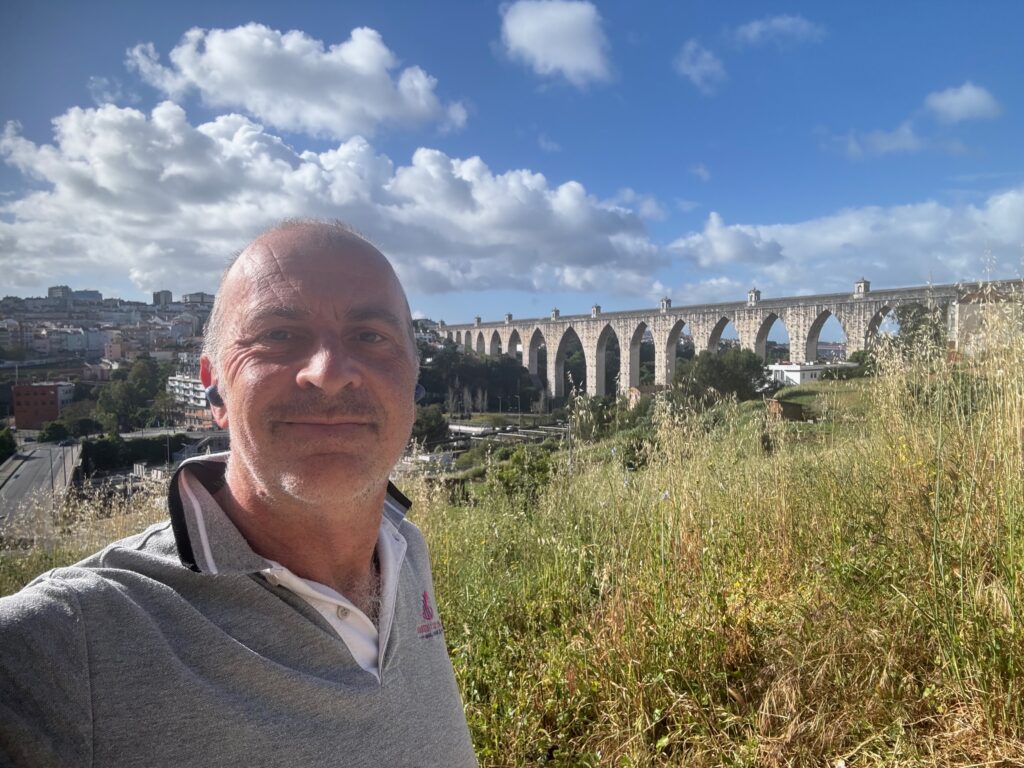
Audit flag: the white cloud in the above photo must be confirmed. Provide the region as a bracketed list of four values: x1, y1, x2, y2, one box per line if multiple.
[670, 212, 783, 267]
[673, 40, 726, 94]
[925, 82, 1002, 123]
[0, 103, 666, 299]
[690, 163, 711, 182]
[87, 76, 138, 106]
[672, 276, 745, 305]
[500, 0, 611, 87]
[538, 133, 561, 152]
[844, 121, 924, 157]
[669, 191, 1024, 294]
[609, 188, 666, 220]
[734, 15, 825, 47]
[126, 24, 465, 140]
[676, 199, 700, 213]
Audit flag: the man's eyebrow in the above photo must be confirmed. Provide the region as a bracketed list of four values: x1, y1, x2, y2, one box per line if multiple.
[346, 307, 408, 328]
[243, 306, 310, 324]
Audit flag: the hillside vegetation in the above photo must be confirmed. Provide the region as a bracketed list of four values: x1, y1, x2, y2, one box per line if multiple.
[3, 318, 1024, 765]
[411, 331, 1024, 765]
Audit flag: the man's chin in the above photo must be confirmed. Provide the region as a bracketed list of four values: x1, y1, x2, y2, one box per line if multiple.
[273, 460, 388, 505]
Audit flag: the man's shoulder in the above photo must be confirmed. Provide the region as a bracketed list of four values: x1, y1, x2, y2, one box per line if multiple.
[2, 521, 182, 617]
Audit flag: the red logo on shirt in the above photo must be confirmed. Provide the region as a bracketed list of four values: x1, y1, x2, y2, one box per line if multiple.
[417, 591, 443, 640]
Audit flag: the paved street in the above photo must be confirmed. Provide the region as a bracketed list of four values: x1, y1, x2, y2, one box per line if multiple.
[0, 443, 81, 537]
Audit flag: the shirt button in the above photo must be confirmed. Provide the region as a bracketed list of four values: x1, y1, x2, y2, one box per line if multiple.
[336, 606, 350, 619]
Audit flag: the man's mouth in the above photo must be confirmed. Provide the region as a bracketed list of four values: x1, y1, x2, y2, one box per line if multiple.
[273, 417, 378, 436]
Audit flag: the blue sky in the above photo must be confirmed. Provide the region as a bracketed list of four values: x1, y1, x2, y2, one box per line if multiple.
[2, 1, 1022, 343]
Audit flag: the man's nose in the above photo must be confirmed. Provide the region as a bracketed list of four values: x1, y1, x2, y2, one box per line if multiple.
[295, 337, 362, 394]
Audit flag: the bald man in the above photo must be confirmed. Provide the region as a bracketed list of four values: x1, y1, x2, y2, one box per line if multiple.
[0, 221, 477, 767]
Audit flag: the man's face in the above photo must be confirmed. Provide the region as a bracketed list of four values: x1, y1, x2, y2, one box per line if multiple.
[203, 228, 418, 507]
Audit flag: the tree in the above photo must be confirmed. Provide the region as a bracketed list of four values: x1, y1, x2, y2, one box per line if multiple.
[39, 421, 70, 442]
[70, 417, 104, 438]
[128, 356, 161, 399]
[411, 405, 449, 447]
[0, 427, 15, 464]
[674, 348, 768, 403]
[97, 380, 144, 432]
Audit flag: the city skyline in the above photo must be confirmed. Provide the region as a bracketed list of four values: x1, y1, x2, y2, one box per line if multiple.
[2, 1, 1022, 343]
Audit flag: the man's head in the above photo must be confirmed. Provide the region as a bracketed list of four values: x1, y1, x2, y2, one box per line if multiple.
[200, 220, 419, 508]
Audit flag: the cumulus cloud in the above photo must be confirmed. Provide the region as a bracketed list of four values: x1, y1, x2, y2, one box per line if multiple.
[690, 163, 711, 182]
[669, 192, 1024, 294]
[125, 24, 465, 139]
[500, 0, 611, 87]
[925, 82, 1002, 123]
[670, 212, 783, 268]
[0, 102, 665, 299]
[734, 15, 826, 47]
[844, 121, 924, 157]
[673, 276, 745, 305]
[673, 40, 726, 94]
[538, 133, 561, 152]
[87, 76, 138, 106]
[609, 188, 666, 220]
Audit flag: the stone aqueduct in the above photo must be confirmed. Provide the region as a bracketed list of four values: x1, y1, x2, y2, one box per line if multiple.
[438, 279, 1006, 399]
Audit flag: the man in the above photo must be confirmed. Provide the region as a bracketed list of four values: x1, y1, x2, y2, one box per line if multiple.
[0, 220, 477, 767]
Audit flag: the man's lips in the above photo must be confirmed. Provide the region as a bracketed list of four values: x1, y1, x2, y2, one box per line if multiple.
[273, 418, 377, 436]
[280, 418, 373, 426]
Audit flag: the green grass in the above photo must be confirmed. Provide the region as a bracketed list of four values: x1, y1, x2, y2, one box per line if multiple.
[409, 335, 1024, 765]
[6, 322, 1024, 765]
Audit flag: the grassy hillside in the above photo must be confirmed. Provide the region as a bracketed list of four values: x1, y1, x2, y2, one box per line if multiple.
[4, 325, 1024, 765]
[411, 338, 1024, 765]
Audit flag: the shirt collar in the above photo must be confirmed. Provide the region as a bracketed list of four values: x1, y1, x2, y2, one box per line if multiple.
[167, 452, 412, 574]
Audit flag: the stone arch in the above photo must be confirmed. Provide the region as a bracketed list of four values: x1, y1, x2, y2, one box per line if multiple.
[866, 304, 896, 343]
[506, 329, 523, 362]
[593, 324, 619, 396]
[464, 331, 473, 353]
[804, 309, 849, 361]
[475, 331, 485, 355]
[707, 315, 738, 352]
[455, 330, 462, 346]
[754, 312, 790, 361]
[527, 327, 546, 381]
[553, 326, 585, 399]
[662, 319, 689, 386]
[488, 330, 502, 357]
[805, 310, 833, 362]
[626, 321, 649, 389]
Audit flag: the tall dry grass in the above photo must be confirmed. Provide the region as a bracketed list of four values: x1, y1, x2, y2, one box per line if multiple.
[0, 480, 166, 595]
[3, 300, 1023, 765]
[413, 303, 1024, 766]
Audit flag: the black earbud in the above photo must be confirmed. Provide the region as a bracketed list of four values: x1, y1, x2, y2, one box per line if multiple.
[414, 384, 426, 403]
[206, 385, 225, 408]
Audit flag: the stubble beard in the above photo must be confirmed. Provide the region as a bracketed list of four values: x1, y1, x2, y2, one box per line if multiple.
[231, 389, 405, 511]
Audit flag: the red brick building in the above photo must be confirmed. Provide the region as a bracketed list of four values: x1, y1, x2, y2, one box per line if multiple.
[13, 382, 74, 430]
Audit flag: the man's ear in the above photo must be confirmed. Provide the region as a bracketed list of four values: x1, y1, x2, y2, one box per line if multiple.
[199, 355, 229, 429]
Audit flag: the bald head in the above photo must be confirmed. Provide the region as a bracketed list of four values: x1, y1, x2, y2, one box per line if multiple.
[203, 220, 415, 371]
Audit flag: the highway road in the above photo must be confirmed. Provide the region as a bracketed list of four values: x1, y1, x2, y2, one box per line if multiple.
[0, 443, 81, 538]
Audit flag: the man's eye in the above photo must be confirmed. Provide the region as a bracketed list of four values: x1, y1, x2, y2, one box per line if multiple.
[358, 331, 386, 344]
[263, 329, 294, 342]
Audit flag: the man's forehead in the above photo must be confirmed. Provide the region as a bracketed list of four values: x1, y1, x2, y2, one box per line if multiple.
[220, 228, 409, 322]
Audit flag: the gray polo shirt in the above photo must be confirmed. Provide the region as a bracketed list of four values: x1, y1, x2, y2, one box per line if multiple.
[0, 454, 477, 767]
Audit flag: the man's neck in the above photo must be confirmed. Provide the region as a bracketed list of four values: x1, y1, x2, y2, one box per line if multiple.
[213, 474, 387, 615]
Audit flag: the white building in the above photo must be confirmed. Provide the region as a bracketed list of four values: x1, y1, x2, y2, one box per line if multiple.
[768, 361, 858, 387]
